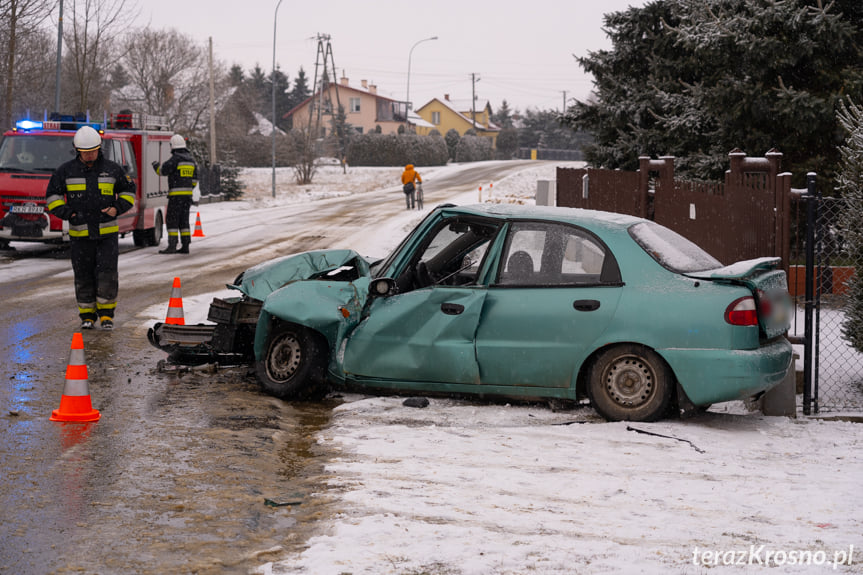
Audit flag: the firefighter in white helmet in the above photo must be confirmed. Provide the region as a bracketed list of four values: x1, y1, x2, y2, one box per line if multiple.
[152, 134, 198, 254]
[45, 125, 136, 330]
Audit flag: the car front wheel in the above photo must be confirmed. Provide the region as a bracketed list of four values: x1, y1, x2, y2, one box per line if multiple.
[256, 322, 327, 400]
[587, 344, 673, 422]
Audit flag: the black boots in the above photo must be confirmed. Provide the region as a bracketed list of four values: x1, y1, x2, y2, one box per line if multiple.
[159, 244, 189, 254]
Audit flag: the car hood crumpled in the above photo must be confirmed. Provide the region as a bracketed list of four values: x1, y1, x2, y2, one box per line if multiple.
[232, 249, 370, 302]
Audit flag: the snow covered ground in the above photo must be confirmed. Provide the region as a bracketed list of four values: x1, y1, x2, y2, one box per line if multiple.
[153, 162, 862, 575]
[260, 400, 862, 575]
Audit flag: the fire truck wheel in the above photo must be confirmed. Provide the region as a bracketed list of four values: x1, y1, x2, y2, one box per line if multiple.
[145, 211, 164, 246]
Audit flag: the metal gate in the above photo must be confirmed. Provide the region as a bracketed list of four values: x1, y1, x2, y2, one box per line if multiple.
[794, 175, 863, 414]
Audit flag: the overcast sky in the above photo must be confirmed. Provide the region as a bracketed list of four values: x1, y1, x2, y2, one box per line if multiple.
[128, 0, 644, 115]
[130, 0, 645, 114]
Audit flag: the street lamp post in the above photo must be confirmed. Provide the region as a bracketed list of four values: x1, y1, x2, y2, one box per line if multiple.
[405, 36, 437, 132]
[55, 0, 64, 114]
[272, 0, 285, 198]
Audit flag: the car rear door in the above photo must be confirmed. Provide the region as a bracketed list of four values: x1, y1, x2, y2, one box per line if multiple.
[475, 221, 623, 388]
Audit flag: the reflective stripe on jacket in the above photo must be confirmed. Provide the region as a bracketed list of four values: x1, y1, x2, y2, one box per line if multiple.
[45, 152, 136, 239]
[157, 150, 198, 197]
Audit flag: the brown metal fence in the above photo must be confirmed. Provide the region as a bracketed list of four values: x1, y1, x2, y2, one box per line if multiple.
[557, 150, 790, 271]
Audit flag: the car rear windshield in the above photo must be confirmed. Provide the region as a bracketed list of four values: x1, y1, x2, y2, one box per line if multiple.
[628, 221, 722, 273]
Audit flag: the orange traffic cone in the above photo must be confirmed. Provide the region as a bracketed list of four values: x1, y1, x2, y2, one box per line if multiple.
[165, 277, 185, 325]
[192, 212, 205, 237]
[50, 332, 100, 422]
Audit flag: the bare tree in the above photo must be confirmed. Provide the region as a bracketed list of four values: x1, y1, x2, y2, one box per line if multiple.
[120, 27, 213, 135]
[1, 0, 52, 130]
[65, 0, 137, 112]
[290, 127, 318, 185]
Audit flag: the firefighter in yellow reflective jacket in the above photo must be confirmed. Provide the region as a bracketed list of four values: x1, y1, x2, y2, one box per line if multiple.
[45, 126, 136, 330]
[152, 134, 198, 254]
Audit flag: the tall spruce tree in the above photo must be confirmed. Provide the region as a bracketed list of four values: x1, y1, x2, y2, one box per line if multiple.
[838, 99, 863, 352]
[289, 67, 311, 110]
[267, 66, 291, 131]
[492, 100, 514, 127]
[563, 0, 863, 187]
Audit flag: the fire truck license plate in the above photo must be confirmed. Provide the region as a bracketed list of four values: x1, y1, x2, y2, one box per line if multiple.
[11, 205, 44, 214]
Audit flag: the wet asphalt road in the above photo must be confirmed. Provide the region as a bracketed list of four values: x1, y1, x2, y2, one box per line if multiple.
[0, 161, 543, 574]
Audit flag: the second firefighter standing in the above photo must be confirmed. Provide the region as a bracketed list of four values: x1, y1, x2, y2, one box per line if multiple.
[152, 134, 198, 254]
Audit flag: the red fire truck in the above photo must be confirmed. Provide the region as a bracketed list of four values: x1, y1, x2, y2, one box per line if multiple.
[0, 112, 174, 250]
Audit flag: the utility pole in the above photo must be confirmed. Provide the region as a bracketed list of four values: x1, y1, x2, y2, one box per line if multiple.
[308, 34, 341, 141]
[208, 38, 217, 165]
[561, 91, 567, 113]
[471, 73, 480, 128]
[272, 0, 284, 198]
[54, 0, 64, 114]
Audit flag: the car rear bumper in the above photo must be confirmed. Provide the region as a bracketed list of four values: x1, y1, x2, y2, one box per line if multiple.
[661, 338, 793, 406]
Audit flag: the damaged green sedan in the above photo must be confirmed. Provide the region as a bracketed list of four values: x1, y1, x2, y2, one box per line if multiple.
[148, 203, 793, 422]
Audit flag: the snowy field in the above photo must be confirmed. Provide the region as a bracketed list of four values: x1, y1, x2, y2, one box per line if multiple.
[149, 162, 862, 575]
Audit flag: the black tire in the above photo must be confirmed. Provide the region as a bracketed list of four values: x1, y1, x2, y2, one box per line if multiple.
[587, 344, 673, 422]
[255, 322, 327, 400]
[132, 229, 146, 247]
[145, 211, 163, 247]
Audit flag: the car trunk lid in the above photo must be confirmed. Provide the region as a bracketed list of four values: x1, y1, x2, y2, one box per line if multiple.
[686, 257, 791, 339]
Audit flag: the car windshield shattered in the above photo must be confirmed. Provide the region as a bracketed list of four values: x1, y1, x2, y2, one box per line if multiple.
[628, 221, 722, 273]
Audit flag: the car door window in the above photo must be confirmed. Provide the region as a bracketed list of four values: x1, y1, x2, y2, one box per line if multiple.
[398, 219, 499, 291]
[498, 222, 617, 286]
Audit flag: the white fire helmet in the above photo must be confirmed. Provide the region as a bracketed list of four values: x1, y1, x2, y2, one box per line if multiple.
[73, 126, 102, 151]
[170, 134, 186, 150]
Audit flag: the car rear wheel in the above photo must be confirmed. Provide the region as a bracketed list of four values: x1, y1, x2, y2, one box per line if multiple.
[256, 322, 327, 400]
[587, 344, 673, 422]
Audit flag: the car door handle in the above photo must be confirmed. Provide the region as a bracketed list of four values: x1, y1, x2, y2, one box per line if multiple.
[441, 303, 465, 315]
[573, 299, 600, 312]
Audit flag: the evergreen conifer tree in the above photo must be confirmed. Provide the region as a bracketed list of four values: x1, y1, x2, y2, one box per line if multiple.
[563, 0, 863, 187]
[838, 99, 863, 351]
[218, 149, 244, 201]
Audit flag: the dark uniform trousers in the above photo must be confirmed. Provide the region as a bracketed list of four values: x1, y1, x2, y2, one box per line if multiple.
[70, 235, 119, 322]
[165, 196, 193, 248]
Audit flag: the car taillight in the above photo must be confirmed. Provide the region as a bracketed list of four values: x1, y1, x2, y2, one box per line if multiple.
[725, 296, 758, 326]
[756, 289, 772, 317]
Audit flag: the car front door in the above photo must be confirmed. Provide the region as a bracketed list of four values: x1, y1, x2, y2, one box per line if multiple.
[343, 286, 487, 384]
[475, 221, 623, 388]
[342, 217, 499, 385]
